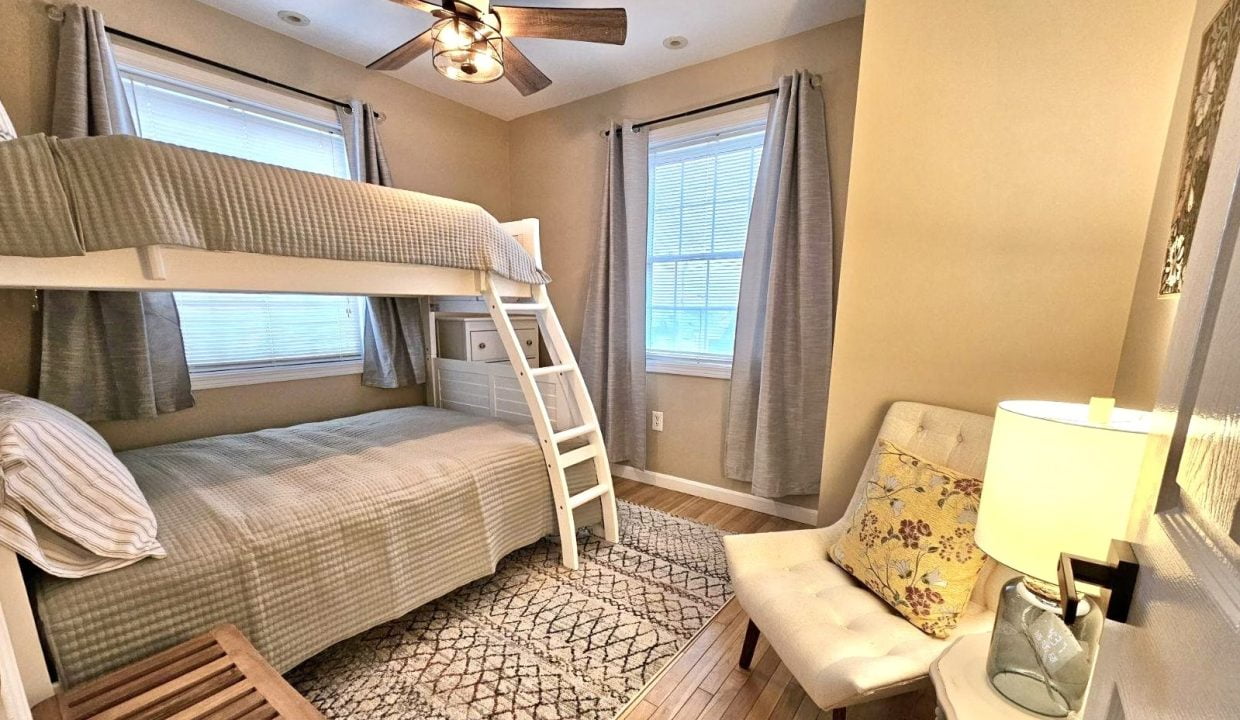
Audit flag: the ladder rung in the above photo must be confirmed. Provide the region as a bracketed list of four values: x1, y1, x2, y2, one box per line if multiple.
[553, 423, 597, 444]
[557, 444, 599, 469]
[530, 363, 576, 377]
[501, 302, 549, 313]
[568, 483, 612, 509]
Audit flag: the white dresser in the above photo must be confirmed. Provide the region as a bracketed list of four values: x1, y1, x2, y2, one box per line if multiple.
[430, 313, 578, 431]
[436, 315, 539, 365]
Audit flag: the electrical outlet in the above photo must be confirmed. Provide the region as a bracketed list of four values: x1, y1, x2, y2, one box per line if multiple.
[651, 411, 664, 432]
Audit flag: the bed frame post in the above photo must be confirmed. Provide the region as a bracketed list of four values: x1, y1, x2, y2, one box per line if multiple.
[503, 219, 542, 270]
[0, 548, 51, 716]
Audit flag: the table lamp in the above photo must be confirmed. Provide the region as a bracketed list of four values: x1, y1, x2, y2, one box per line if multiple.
[974, 398, 1149, 717]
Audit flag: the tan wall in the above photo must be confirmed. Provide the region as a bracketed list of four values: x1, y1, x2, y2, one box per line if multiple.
[0, 0, 512, 449]
[818, 1, 1195, 523]
[509, 20, 864, 506]
[1113, 0, 1228, 410]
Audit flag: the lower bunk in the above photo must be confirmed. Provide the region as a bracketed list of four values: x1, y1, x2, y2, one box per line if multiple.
[31, 406, 599, 688]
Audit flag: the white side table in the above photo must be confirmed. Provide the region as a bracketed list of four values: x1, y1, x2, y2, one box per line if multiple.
[930, 633, 1047, 720]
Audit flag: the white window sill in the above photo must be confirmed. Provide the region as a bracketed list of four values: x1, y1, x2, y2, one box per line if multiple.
[189, 360, 363, 391]
[646, 358, 732, 380]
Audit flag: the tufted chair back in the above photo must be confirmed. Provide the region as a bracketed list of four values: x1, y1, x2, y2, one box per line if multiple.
[825, 401, 1015, 611]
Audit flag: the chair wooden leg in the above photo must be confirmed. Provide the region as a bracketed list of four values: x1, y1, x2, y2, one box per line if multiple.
[832, 708, 847, 720]
[739, 619, 760, 670]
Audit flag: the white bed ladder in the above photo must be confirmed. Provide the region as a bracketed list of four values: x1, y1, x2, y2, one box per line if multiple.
[482, 276, 619, 570]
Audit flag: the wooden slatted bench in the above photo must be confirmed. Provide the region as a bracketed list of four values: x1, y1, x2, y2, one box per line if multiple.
[32, 625, 323, 720]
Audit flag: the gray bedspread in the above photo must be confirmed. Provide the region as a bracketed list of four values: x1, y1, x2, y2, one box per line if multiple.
[36, 407, 597, 686]
[0, 134, 549, 284]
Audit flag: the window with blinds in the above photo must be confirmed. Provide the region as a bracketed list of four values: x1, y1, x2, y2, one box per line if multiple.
[120, 73, 350, 178]
[176, 292, 365, 372]
[646, 106, 766, 377]
[116, 46, 364, 389]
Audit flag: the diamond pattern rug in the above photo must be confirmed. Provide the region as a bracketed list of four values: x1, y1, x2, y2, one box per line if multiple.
[286, 500, 732, 719]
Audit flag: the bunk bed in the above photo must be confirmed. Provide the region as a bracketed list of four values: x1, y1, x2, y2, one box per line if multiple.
[0, 133, 619, 714]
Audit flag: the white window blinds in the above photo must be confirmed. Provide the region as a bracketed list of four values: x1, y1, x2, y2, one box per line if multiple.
[175, 293, 364, 373]
[116, 48, 364, 389]
[646, 105, 766, 377]
[120, 73, 350, 177]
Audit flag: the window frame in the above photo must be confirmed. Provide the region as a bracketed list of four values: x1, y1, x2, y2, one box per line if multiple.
[644, 104, 768, 380]
[114, 43, 367, 391]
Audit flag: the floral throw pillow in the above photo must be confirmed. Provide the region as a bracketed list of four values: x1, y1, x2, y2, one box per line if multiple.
[829, 440, 987, 638]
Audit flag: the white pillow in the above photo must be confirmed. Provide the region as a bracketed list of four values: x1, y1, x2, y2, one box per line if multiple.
[0, 392, 165, 577]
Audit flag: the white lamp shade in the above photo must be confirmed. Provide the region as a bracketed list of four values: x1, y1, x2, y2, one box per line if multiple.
[974, 400, 1150, 583]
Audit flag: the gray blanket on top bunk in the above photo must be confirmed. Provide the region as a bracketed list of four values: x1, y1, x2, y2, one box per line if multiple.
[0, 134, 550, 284]
[36, 406, 598, 687]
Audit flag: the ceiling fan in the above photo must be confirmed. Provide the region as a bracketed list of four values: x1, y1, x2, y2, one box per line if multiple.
[369, 1, 628, 96]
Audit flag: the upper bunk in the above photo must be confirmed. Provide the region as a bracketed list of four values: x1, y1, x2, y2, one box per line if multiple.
[0, 134, 544, 298]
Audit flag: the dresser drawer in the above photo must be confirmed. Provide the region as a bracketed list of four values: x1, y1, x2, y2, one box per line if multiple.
[515, 327, 539, 358]
[437, 316, 538, 363]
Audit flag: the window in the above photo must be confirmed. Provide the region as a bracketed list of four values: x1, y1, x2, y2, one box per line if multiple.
[646, 105, 766, 378]
[115, 43, 364, 389]
[174, 293, 365, 388]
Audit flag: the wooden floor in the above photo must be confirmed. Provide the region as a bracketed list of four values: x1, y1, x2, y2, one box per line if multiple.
[611, 479, 831, 720]
[612, 477, 807, 535]
[611, 479, 935, 720]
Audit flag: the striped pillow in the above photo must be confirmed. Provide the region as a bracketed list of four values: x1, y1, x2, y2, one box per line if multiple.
[0, 392, 165, 578]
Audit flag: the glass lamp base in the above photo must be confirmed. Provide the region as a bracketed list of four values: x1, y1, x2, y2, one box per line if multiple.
[986, 577, 1103, 717]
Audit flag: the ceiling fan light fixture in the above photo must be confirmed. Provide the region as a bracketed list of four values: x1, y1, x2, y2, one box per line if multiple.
[431, 15, 505, 84]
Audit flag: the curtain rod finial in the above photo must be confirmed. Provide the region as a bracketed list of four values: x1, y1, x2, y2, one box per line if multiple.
[45, 3, 64, 21]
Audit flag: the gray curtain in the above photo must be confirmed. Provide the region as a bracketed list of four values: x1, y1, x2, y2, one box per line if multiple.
[39, 5, 194, 421]
[581, 122, 648, 467]
[337, 100, 392, 186]
[51, 5, 133, 138]
[724, 71, 834, 498]
[337, 100, 427, 387]
[39, 293, 194, 422]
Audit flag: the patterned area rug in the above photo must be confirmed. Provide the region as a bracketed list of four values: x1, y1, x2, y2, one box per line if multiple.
[286, 501, 732, 719]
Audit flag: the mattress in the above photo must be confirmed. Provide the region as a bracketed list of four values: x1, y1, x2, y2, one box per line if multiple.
[35, 406, 598, 686]
[0, 134, 550, 284]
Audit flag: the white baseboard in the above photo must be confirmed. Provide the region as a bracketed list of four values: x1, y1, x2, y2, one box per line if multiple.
[613, 465, 819, 526]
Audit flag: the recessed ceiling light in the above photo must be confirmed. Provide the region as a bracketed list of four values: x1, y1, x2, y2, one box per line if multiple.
[663, 35, 688, 50]
[277, 10, 310, 27]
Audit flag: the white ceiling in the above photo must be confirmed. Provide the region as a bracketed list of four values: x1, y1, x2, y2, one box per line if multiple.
[195, 0, 866, 120]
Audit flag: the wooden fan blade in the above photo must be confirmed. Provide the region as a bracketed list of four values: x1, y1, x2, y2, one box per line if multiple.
[386, 0, 443, 14]
[368, 28, 436, 70]
[503, 40, 552, 96]
[495, 6, 627, 44]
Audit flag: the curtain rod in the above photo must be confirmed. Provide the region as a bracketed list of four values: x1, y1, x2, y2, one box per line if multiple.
[45, 3, 377, 118]
[104, 27, 363, 114]
[603, 87, 779, 137]
[636, 87, 779, 131]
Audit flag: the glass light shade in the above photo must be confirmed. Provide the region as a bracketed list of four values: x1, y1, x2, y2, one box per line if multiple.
[974, 400, 1150, 583]
[431, 16, 504, 84]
